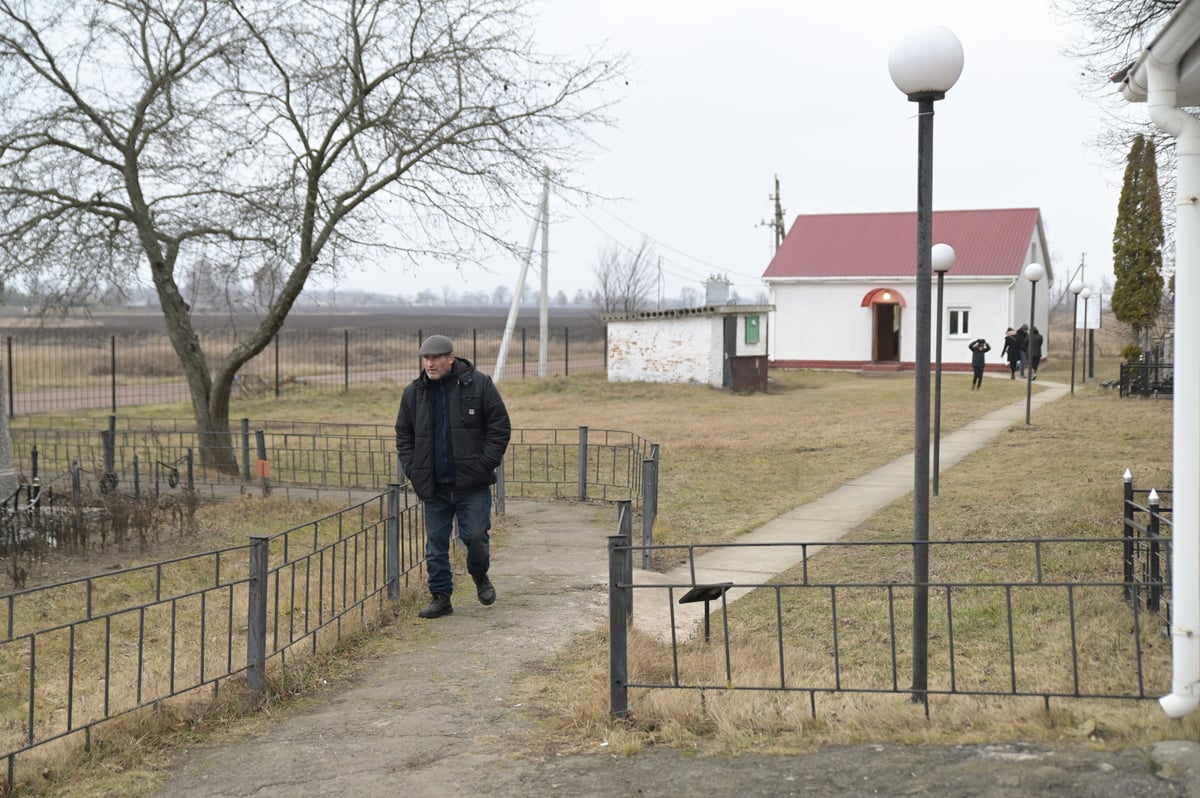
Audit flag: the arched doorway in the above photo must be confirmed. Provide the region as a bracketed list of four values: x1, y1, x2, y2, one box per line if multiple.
[861, 288, 906, 363]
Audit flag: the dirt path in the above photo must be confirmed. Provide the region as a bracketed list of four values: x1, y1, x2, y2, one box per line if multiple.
[155, 500, 1199, 798]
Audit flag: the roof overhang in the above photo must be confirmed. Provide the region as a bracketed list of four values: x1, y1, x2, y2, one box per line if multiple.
[1115, 0, 1200, 105]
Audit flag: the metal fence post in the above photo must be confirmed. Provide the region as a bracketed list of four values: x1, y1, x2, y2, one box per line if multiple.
[241, 418, 252, 482]
[28, 445, 38, 504]
[565, 327, 570, 377]
[386, 483, 400, 600]
[343, 329, 350, 393]
[641, 458, 656, 571]
[618, 499, 633, 621]
[578, 426, 588, 501]
[110, 335, 117, 415]
[6, 335, 13, 419]
[132, 453, 140, 500]
[255, 430, 271, 497]
[247, 535, 269, 692]
[1123, 469, 1135, 598]
[186, 448, 195, 491]
[608, 533, 630, 718]
[1148, 489, 1162, 613]
[103, 416, 117, 476]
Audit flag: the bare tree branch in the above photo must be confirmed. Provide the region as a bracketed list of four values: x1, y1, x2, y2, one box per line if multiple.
[0, 0, 625, 468]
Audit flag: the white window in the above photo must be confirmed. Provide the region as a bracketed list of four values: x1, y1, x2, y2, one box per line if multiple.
[948, 308, 971, 336]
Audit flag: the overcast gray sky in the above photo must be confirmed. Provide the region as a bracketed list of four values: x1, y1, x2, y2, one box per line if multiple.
[323, 0, 1142, 303]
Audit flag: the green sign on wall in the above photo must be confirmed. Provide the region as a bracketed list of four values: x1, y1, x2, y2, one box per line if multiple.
[745, 315, 760, 345]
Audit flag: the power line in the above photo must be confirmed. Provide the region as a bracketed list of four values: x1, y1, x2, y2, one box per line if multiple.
[581, 206, 767, 285]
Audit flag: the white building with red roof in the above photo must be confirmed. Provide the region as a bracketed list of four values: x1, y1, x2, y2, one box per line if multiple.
[761, 208, 1053, 371]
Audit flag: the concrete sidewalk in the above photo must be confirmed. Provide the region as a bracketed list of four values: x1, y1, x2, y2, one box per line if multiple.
[632, 378, 1070, 642]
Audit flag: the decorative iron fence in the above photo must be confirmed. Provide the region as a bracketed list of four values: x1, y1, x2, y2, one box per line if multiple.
[1123, 471, 1172, 625]
[0, 488, 415, 787]
[607, 533, 1172, 718]
[0, 424, 658, 783]
[5, 420, 656, 509]
[1120, 361, 1174, 398]
[4, 323, 605, 416]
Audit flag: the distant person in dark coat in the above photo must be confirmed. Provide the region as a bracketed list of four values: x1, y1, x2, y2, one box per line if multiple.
[1028, 326, 1044, 380]
[1000, 328, 1021, 379]
[1014, 325, 1029, 377]
[968, 338, 991, 390]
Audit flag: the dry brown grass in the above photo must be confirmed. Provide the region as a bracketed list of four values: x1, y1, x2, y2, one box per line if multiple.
[507, 336, 1196, 754]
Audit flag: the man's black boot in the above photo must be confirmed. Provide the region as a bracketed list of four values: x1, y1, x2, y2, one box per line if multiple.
[418, 593, 453, 619]
[472, 573, 496, 606]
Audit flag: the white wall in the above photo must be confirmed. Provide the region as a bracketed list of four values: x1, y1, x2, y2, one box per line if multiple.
[607, 315, 723, 384]
[767, 278, 1042, 366]
[734, 314, 769, 357]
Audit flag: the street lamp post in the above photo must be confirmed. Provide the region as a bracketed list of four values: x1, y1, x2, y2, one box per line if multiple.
[1024, 262, 1045, 424]
[1080, 287, 1092, 384]
[888, 25, 963, 704]
[932, 243, 955, 497]
[1070, 280, 1084, 394]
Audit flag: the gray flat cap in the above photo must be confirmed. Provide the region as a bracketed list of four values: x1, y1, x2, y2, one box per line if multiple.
[418, 334, 454, 356]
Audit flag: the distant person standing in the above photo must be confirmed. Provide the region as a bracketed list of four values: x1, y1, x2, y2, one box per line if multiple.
[968, 338, 991, 391]
[1028, 326, 1044, 381]
[395, 335, 512, 620]
[1000, 328, 1021, 379]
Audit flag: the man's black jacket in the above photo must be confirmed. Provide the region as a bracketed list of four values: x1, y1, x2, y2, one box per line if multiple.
[394, 357, 511, 501]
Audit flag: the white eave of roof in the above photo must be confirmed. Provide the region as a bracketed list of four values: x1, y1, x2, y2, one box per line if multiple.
[1117, 0, 1200, 105]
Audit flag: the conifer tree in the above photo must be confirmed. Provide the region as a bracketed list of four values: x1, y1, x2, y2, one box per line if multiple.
[1110, 134, 1165, 355]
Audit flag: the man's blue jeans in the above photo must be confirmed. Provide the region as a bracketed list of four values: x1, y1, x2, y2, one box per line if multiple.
[423, 485, 491, 596]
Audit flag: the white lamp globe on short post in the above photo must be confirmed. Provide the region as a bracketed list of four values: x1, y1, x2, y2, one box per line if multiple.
[931, 242, 955, 497]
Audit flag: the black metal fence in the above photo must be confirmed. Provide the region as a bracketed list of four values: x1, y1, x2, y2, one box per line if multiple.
[1123, 471, 1172, 624]
[5, 419, 656, 510]
[4, 323, 606, 416]
[0, 423, 657, 783]
[607, 534, 1172, 718]
[0, 487, 413, 787]
[1120, 361, 1174, 398]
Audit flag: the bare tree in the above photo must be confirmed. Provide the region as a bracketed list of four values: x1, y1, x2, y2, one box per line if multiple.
[1057, 0, 1180, 242]
[592, 238, 657, 315]
[0, 0, 623, 470]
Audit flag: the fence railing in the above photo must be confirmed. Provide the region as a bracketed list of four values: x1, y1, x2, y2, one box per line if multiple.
[1123, 470, 1172, 624]
[0, 424, 658, 784]
[0, 488, 417, 787]
[5, 323, 605, 416]
[6, 420, 656, 509]
[1120, 361, 1174, 398]
[607, 534, 1172, 718]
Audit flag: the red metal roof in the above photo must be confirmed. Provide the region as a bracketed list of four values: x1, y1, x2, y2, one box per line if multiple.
[762, 208, 1043, 280]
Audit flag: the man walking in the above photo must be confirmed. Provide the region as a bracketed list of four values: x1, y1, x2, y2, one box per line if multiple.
[395, 335, 511, 619]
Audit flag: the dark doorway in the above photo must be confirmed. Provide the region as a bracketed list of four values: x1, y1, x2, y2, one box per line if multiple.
[722, 315, 737, 387]
[873, 303, 900, 362]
